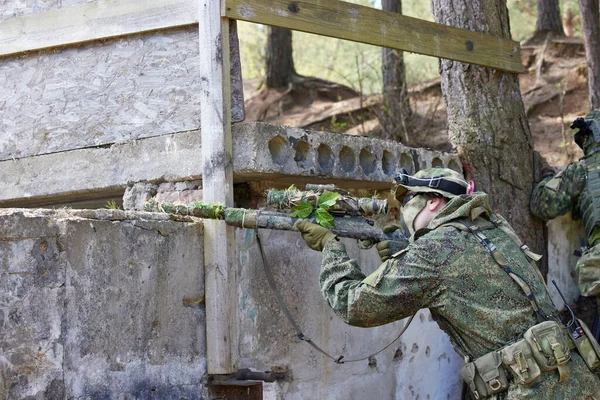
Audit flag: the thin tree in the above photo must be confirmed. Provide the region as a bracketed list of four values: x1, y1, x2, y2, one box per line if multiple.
[265, 27, 295, 89]
[430, 0, 544, 255]
[533, 0, 565, 41]
[579, 0, 600, 109]
[264, 26, 358, 103]
[380, 0, 412, 142]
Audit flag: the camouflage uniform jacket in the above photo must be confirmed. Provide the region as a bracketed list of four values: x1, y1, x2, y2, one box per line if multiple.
[530, 160, 586, 223]
[321, 192, 600, 399]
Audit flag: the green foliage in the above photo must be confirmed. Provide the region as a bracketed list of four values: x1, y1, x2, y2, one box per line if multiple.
[289, 191, 341, 228]
[290, 202, 314, 218]
[104, 200, 119, 210]
[317, 191, 341, 208]
[315, 207, 336, 229]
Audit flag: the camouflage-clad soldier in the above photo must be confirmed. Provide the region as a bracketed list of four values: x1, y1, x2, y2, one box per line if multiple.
[296, 167, 600, 399]
[531, 109, 600, 335]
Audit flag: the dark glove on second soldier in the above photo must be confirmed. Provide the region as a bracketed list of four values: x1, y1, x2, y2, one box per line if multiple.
[295, 220, 338, 252]
[375, 224, 406, 262]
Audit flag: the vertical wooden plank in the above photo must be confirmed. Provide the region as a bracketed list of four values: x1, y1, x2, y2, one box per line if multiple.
[199, 0, 238, 374]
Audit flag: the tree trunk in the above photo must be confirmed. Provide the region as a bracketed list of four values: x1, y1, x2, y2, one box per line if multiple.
[381, 0, 412, 142]
[430, 0, 544, 255]
[534, 0, 565, 40]
[266, 27, 296, 89]
[579, 0, 600, 109]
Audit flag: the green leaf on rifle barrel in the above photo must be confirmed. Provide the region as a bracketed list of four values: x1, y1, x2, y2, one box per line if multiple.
[317, 191, 341, 209]
[290, 201, 314, 218]
[315, 207, 335, 228]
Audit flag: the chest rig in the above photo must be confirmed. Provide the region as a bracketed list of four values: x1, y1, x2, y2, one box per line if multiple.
[442, 214, 580, 398]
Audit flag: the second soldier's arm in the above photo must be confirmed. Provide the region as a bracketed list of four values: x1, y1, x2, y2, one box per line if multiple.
[319, 238, 442, 328]
[530, 161, 586, 220]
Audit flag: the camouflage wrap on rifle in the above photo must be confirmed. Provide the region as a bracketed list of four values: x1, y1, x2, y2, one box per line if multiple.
[266, 188, 388, 217]
[320, 193, 600, 399]
[144, 200, 408, 245]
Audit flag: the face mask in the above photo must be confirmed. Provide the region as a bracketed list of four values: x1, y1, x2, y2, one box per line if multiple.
[400, 194, 428, 238]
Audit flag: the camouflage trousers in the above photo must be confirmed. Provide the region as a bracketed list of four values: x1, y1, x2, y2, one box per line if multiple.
[578, 244, 600, 297]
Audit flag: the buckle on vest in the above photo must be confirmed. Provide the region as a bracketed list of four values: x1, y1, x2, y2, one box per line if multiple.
[488, 379, 502, 391]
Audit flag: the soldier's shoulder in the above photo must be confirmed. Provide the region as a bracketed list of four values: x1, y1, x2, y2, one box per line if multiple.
[413, 224, 467, 249]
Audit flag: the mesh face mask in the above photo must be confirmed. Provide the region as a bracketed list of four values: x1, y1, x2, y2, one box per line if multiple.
[400, 194, 429, 239]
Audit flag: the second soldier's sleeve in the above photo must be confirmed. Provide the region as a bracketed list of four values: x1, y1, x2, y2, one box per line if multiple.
[530, 161, 586, 221]
[319, 239, 442, 328]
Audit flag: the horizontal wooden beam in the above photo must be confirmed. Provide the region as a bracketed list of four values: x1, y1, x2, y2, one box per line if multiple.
[0, 0, 196, 57]
[223, 0, 524, 73]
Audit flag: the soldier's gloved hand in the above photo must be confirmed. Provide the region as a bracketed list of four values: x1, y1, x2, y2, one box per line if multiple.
[375, 224, 406, 262]
[295, 221, 338, 252]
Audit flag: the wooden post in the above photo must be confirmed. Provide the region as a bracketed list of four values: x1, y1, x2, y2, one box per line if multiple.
[198, 0, 237, 374]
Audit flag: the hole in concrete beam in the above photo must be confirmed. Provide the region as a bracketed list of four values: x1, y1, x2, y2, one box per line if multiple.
[339, 146, 355, 173]
[294, 140, 311, 169]
[317, 144, 335, 174]
[359, 148, 376, 175]
[382, 150, 396, 176]
[400, 153, 414, 174]
[431, 157, 443, 168]
[448, 159, 461, 173]
[268, 136, 291, 166]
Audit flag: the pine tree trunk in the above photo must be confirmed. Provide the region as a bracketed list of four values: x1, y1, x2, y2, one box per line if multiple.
[534, 0, 565, 40]
[430, 0, 544, 254]
[381, 0, 412, 142]
[579, 0, 600, 109]
[266, 27, 296, 89]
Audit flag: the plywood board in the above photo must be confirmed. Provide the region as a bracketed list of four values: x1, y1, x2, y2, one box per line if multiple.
[0, 0, 197, 56]
[0, 25, 244, 161]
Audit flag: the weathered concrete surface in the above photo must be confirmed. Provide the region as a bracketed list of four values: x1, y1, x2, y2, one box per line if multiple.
[546, 212, 587, 309]
[0, 123, 460, 207]
[0, 131, 203, 208]
[1, 208, 465, 399]
[236, 229, 463, 399]
[0, 209, 206, 399]
[232, 123, 462, 190]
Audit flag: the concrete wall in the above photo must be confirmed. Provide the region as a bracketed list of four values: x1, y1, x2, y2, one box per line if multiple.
[0, 209, 206, 399]
[236, 229, 463, 400]
[546, 213, 587, 309]
[0, 208, 464, 399]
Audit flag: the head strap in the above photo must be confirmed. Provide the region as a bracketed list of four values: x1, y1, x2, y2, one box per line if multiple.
[395, 172, 468, 196]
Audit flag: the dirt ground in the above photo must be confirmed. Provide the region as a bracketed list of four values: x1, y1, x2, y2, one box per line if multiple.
[243, 37, 591, 168]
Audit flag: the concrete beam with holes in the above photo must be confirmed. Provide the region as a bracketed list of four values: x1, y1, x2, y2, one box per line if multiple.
[0, 122, 461, 208]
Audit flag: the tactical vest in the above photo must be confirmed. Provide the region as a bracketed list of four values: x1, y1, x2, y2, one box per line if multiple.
[580, 151, 600, 238]
[441, 214, 600, 397]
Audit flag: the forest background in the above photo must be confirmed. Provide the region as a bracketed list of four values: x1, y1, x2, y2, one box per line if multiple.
[237, 0, 581, 95]
[235, 0, 592, 171]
